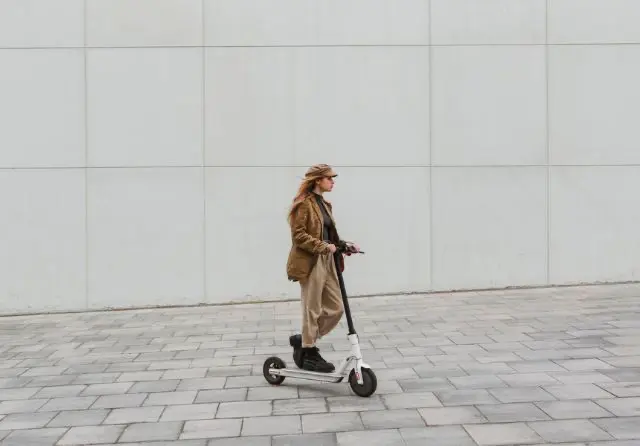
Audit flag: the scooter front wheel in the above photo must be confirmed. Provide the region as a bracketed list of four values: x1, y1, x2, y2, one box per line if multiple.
[263, 356, 286, 386]
[348, 367, 377, 397]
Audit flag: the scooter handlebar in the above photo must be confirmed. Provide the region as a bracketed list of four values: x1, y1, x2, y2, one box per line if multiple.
[337, 243, 364, 255]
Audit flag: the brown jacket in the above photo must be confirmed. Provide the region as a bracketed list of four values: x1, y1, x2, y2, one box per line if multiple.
[286, 194, 345, 281]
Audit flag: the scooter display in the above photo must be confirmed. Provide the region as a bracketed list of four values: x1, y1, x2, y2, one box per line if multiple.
[262, 244, 377, 397]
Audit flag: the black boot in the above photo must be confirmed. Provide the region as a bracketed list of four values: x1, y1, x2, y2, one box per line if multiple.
[301, 347, 335, 373]
[289, 334, 303, 368]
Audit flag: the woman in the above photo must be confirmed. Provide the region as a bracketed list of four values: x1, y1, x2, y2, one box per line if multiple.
[286, 164, 359, 373]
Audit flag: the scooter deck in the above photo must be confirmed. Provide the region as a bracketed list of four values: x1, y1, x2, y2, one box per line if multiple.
[268, 367, 345, 383]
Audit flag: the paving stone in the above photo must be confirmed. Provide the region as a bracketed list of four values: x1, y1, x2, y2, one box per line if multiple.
[47, 409, 109, 427]
[536, 400, 613, 419]
[248, 386, 298, 401]
[551, 371, 615, 384]
[600, 382, 640, 397]
[528, 419, 613, 443]
[161, 403, 219, 421]
[1, 427, 67, 446]
[117, 371, 164, 382]
[400, 425, 477, 446]
[182, 418, 241, 439]
[242, 415, 302, 436]
[81, 382, 132, 395]
[556, 358, 616, 371]
[336, 428, 406, 446]
[544, 383, 616, 400]
[498, 372, 560, 387]
[449, 374, 507, 389]
[209, 437, 272, 446]
[435, 389, 499, 406]
[327, 395, 386, 412]
[597, 397, 640, 416]
[144, 390, 197, 406]
[104, 406, 164, 424]
[177, 377, 227, 391]
[0, 398, 47, 413]
[41, 396, 96, 412]
[360, 409, 426, 429]
[397, 377, 455, 392]
[129, 379, 180, 393]
[418, 406, 487, 425]
[476, 403, 551, 422]
[509, 360, 568, 373]
[0, 387, 40, 400]
[382, 391, 442, 409]
[273, 398, 327, 415]
[301, 413, 363, 434]
[119, 421, 184, 442]
[91, 392, 147, 409]
[58, 425, 124, 445]
[489, 386, 557, 403]
[0, 412, 56, 430]
[272, 433, 337, 446]
[217, 400, 272, 418]
[592, 417, 640, 440]
[464, 422, 543, 445]
[195, 388, 247, 403]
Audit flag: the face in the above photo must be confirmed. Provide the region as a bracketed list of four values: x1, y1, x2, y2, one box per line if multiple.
[316, 176, 335, 192]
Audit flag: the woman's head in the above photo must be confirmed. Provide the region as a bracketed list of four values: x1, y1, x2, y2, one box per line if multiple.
[288, 164, 337, 222]
[307, 164, 337, 194]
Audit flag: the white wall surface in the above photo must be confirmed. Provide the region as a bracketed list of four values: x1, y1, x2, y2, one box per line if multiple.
[1, 0, 639, 314]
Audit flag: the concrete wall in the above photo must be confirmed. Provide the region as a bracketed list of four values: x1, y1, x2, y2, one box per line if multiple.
[1, 0, 640, 314]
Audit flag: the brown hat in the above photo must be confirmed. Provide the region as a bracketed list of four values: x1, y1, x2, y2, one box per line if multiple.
[304, 164, 337, 179]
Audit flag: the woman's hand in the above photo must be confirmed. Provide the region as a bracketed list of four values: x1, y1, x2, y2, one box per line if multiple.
[326, 244, 337, 254]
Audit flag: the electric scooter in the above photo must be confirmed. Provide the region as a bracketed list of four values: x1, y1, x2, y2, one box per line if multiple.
[262, 243, 377, 398]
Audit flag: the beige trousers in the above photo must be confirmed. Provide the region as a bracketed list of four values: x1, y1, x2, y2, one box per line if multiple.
[300, 253, 344, 347]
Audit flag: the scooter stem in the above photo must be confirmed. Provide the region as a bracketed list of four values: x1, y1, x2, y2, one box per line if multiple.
[334, 253, 357, 336]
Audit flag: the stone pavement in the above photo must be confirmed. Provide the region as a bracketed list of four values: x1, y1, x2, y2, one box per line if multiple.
[2, 284, 640, 445]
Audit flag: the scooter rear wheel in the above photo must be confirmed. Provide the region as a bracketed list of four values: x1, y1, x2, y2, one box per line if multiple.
[263, 356, 286, 385]
[349, 367, 377, 397]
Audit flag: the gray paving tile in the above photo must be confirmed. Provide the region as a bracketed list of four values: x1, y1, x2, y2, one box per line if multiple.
[273, 397, 327, 415]
[400, 425, 477, 446]
[160, 403, 219, 421]
[528, 419, 613, 443]
[39, 396, 96, 411]
[360, 409, 426, 429]
[301, 413, 364, 434]
[57, 425, 125, 445]
[242, 415, 302, 436]
[144, 390, 198, 406]
[464, 422, 543, 445]
[1, 427, 67, 446]
[597, 397, 640, 416]
[0, 412, 56, 430]
[119, 421, 184, 442]
[489, 386, 557, 403]
[47, 409, 109, 427]
[336, 428, 406, 446]
[536, 400, 614, 419]
[272, 433, 337, 446]
[592, 417, 640, 440]
[476, 403, 551, 422]
[543, 383, 616, 400]
[103, 406, 164, 424]
[418, 406, 487, 425]
[209, 437, 272, 446]
[217, 400, 271, 418]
